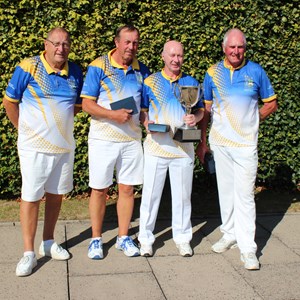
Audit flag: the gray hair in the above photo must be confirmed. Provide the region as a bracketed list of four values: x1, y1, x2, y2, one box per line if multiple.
[47, 27, 71, 43]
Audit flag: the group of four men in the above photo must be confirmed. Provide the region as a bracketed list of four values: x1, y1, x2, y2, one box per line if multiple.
[3, 25, 277, 277]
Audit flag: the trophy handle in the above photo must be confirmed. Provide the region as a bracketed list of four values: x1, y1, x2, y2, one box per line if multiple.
[173, 84, 203, 116]
[173, 83, 182, 105]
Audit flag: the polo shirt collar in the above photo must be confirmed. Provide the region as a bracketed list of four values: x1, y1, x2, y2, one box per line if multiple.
[108, 48, 140, 70]
[161, 68, 182, 82]
[224, 58, 246, 70]
[40, 51, 69, 76]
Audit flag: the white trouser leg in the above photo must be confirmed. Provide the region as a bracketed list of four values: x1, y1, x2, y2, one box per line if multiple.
[138, 155, 168, 246]
[211, 145, 236, 241]
[212, 145, 258, 253]
[232, 146, 258, 253]
[169, 156, 194, 244]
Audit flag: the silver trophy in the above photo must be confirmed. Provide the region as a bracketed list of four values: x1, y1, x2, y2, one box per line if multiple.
[173, 84, 202, 142]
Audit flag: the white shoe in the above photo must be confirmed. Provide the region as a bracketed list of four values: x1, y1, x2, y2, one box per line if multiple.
[39, 241, 70, 260]
[140, 244, 153, 257]
[211, 238, 237, 253]
[88, 238, 104, 260]
[16, 255, 38, 277]
[241, 252, 260, 270]
[115, 236, 140, 257]
[176, 243, 193, 257]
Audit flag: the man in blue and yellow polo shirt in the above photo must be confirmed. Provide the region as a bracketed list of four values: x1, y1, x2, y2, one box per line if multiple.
[3, 27, 83, 276]
[138, 40, 204, 257]
[197, 28, 277, 270]
[81, 25, 150, 259]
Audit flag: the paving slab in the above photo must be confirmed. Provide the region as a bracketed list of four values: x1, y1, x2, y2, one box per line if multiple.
[257, 214, 300, 249]
[148, 254, 262, 300]
[0, 258, 68, 300]
[238, 262, 300, 300]
[70, 273, 165, 300]
[1, 213, 300, 300]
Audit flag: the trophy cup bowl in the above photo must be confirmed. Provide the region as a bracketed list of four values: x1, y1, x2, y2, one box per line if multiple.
[173, 84, 202, 143]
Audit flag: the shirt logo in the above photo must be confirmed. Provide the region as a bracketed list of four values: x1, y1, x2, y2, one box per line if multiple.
[134, 71, 143, 84]
[244, 75, 254, 90]
[67, 78, 77, 90]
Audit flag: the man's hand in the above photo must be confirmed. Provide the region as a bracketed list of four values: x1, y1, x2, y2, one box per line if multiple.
[108, 109, 132, 124]
[184, 114, 197, 127]
[82, 98, 132, 123]
[196, 142, 210, 164]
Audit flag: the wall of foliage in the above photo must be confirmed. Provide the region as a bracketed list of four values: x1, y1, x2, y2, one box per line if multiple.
[0, 0, 299, 197]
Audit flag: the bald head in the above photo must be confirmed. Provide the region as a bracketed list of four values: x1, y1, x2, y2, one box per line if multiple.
[223, 28, 246, 48]
[162, 40, 184, 77]
[162, 40, 184, 56]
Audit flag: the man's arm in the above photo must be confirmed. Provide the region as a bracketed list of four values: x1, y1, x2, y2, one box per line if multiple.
[3, 98, 19, 129]
[82, 98, 132, 124]
[74, 106, 81, 115]
[139, 110, 149, 128]
[196, 103, 212, 164]
[259, 100, 277, 121]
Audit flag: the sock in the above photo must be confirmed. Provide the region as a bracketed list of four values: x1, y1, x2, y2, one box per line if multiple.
[91, 237, 102, 241]
[43, 239, 54, 248]
[24, 251, 35, 258]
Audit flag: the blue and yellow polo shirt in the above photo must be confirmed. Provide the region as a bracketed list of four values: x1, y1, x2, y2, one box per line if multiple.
[5, 52, 83, 153]
[141, 69, 204, 158]
[204, 59, 277, 147]
[80, 49, 151, 142]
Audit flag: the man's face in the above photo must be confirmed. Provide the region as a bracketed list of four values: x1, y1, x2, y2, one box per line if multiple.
[44, 30, 70, 68]
[114, 29, 139, 66]
[222, 31, 246, 68]
[162, 41, 184, 75]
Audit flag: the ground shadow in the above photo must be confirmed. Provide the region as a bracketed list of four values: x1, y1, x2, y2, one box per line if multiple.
[134, 171, 221, 252]
[63, 202, 140, 257]
[255, 163, 299, 256]
[63, 164, 299, 258]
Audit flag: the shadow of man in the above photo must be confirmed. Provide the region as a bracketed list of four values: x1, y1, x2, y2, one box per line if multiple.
[252, 163, 297, 258]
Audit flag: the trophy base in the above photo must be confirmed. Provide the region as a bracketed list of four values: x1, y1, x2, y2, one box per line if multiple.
[148, 123, 170, 132]
[173, 127, 201, 143]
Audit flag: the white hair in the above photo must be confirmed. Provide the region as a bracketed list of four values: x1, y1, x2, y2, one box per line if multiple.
[223, 28, 247, 47]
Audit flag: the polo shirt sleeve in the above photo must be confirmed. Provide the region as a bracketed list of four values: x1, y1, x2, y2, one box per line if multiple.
[258, 67, 276, 102]
[5, 64, 31, 102]
[73, 65, 84, 105]
[203, 71, 213, 104]
[80, 65, 103, 100]
[141, 80, 151, 111]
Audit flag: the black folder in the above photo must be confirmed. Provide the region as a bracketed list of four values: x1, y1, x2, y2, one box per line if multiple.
[110, 96, 138, 115]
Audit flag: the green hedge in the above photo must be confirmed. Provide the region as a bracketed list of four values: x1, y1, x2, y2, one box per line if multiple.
[0, 0, 299, 197]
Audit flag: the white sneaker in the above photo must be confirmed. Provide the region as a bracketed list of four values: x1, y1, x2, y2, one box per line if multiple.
[39, 241, 70, 260]
[211, 238, 237, 253]
[88, 238, 104, 260]
[241, 252, 260, 270]
[115, 236, 140, 257]
[140, 244, 153, 257]
[16, 255, 38, 277]
[176, 243, 193, 257]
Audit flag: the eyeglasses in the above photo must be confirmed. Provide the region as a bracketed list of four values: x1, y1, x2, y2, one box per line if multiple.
[46, 39, 71, 49]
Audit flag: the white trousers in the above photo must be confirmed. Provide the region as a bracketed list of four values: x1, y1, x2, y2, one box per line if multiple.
[211, 145, 258, 254]
[138, 154, 194, 245]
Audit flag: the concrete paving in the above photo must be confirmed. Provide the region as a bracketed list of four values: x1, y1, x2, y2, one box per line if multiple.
[1, 213, 300, 300]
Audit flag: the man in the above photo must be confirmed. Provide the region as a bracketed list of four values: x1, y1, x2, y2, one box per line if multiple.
[81, 25, 151, 259]
[138, 40, 204, 257]
[3, 27, 83, 276]
[196, 28, 277, 270]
